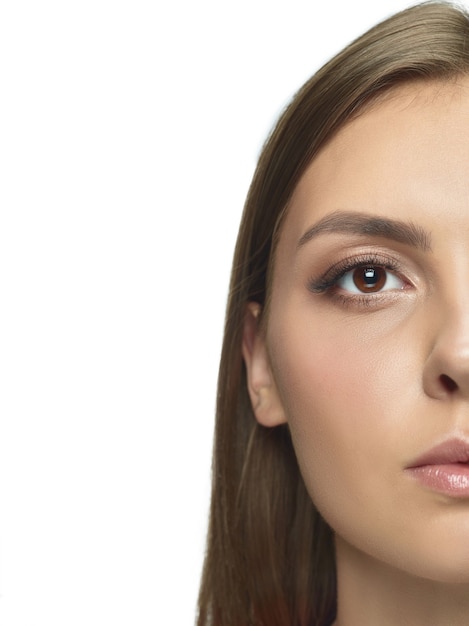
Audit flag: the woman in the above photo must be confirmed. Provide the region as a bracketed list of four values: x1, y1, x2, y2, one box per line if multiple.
[197, 2, 469, 624]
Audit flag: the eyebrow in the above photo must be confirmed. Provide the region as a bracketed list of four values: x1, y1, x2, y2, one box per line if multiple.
[297, 211, 432, 252]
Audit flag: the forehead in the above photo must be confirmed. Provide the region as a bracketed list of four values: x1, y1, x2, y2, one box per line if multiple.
[278, 77, 469, 249]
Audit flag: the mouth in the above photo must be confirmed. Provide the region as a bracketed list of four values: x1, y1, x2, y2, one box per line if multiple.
[406, 437, 469, 498]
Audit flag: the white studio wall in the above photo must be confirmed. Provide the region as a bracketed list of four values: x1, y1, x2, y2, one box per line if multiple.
[0, 1, 459, 624]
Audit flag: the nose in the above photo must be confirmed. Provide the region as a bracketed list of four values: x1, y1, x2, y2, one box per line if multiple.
[423, 307, 469, 400]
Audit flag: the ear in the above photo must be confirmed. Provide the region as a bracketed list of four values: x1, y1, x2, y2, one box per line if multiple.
[241, 302, 287, 427]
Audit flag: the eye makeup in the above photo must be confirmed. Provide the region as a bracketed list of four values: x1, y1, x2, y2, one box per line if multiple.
[307, 251, 412, 309]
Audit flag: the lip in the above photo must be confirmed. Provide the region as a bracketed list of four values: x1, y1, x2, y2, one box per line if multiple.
[406, 438, 469, 498]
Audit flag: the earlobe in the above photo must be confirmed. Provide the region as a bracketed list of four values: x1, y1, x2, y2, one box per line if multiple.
[241, 302, 287, 427]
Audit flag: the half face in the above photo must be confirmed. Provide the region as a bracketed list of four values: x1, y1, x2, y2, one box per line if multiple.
[243, 77, 469, 583]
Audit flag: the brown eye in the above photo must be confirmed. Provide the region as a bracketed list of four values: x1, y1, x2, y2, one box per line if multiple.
[352, 266, 387, 292]
[335, 263, 405, 295]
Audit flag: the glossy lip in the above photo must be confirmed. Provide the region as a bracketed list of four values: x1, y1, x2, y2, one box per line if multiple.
[406, 438, 469, 498]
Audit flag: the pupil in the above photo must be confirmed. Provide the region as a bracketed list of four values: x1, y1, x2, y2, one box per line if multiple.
[364, 268, 377, 284]
[353, 265, 387, 292]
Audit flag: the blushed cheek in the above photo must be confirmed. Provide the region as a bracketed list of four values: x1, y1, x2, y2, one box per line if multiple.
[270, 322, 411, 517]
[274, 323, 387, 427]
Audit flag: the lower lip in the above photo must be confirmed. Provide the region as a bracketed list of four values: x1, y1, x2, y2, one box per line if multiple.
[407, 464, 469, 497]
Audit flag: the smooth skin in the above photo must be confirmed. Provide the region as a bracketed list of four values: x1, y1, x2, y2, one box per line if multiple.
[243, 78, 469, 625]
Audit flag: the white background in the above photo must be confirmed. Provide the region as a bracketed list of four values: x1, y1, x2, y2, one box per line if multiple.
[0, 1, 462, 624]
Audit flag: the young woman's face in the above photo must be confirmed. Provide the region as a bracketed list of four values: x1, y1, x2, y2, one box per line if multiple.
[256, 78, 469, 582]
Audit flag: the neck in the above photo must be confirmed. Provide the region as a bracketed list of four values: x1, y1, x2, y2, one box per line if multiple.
[333, 536, 469, 626]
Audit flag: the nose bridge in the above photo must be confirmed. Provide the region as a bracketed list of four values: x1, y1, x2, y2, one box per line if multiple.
[441, 302, 469, 356]
[423, 299, 469, 399]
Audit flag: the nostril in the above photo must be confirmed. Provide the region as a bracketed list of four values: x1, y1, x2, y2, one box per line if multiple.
[439, 374, 458, 393]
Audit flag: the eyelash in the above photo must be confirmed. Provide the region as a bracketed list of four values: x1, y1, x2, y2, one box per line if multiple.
[308, 253, 407, 307]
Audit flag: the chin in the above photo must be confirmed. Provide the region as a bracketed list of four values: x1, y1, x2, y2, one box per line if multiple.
[335, 520, 469, 587]
[403, 520, 469, 584]
[408, 554, 469, 585]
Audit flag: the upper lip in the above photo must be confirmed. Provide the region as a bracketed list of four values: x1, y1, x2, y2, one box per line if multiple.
[407, 437, 469, 468]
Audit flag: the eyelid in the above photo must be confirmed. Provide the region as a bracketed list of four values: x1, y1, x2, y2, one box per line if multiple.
[308, 253, 402, 291]
[306, 250, 416, 311]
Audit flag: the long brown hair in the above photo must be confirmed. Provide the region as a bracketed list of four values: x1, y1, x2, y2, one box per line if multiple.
[197, 3, 469, 625]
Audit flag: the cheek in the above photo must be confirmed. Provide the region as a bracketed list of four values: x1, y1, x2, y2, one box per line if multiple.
[269, 310, 420, 530]
[270, 314, 469, 583]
